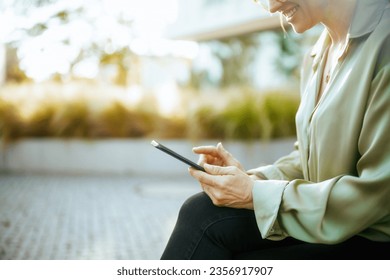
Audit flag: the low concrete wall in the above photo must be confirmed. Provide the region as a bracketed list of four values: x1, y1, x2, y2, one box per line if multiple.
[0, 138, 296, 176]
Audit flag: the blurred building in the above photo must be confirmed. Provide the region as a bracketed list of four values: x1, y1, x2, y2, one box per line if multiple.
[166, 0, 280, 41]
[157, 0, 302, 91]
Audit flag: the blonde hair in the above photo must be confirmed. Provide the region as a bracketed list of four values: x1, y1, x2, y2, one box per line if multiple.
[253, 0, 288, 34]
[280, 14, 287, 34]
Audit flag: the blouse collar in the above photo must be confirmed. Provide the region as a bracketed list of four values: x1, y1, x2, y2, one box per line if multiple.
[309, 0, 389, 70]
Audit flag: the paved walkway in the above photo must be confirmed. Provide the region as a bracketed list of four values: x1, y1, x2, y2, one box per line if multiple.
[0, 173, 200, 260]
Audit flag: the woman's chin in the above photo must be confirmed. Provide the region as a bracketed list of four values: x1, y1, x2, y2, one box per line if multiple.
[289, 22, 312, 34]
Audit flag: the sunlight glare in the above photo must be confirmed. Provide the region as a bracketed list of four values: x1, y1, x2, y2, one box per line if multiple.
[130, 38, 199, 59]
[155, 81, 181, 116]
[3, 0, 181, 81]
[126, 85, 144, 106]
[72, 57, 100, 79]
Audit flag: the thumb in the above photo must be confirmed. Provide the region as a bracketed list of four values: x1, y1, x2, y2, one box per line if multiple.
[217, 142, 245, 171]
[217, 142, 231, 160]
[217, 142, 239, 166]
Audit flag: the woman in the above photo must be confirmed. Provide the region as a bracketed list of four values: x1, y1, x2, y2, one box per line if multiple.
[161, 0, 390, 259]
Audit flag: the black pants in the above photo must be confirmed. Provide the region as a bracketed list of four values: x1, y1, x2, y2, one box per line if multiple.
[161, 192, 390, 260]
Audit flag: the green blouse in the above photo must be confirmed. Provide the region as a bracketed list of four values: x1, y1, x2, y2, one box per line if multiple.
[248, 0, 390, 243]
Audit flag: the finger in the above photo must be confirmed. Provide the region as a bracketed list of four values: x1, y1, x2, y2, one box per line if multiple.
[189, 166, 221, 187]
[204, 164, 237, 176]
[192, 145, 219, 156]
[217, 143, 245, 170]
[197, 154, 207, 165]
[193, 144, 231, 167]
[196, 143, 234, 166]
[197, 154, 219, 166]
[217, 143, 239, 164]
[216, 142, 231, 159]
[201, 185, 223, 206]
[200, 184, 217, 204]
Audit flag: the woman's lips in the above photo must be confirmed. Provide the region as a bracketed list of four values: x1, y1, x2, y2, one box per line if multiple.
[282, 5, 298, 20]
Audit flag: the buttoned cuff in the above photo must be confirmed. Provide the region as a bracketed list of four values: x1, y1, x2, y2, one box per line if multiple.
[247, 165, 285, 180]
[252, 180, 289, 240]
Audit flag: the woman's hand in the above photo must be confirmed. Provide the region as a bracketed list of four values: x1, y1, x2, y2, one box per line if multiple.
[193, 142, 245, 171]
[189, 163, 254, 210]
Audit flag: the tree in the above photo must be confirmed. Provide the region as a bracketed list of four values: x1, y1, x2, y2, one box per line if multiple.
[5, 46, 30, 83]
[187, 32, 259, 89]
[186, 28, 320, 90]
[2, 0, 136, 85]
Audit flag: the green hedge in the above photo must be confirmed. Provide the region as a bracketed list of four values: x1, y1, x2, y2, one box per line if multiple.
[188, 90, 299, 141]
[0, 83, 300, 142]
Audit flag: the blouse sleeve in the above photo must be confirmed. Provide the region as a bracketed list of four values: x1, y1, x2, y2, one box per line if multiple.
[247, 142, 304, 181]
[252, 56, 390, 243]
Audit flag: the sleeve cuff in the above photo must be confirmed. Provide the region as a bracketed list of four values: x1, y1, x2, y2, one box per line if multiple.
[247, 165, 286, 180]
[252, 180, 289, 240]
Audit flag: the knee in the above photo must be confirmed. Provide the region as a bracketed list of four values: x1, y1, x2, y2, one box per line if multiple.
[177, 192, 214, 221]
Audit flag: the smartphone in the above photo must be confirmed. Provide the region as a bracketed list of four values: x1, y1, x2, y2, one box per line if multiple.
[151, 140, 206, 172]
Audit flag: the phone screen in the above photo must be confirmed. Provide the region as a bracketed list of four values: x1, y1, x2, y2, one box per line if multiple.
[151, 140, 206, 172]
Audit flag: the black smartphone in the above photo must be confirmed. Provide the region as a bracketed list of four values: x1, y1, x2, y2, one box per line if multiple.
[151, 140, 206, 172]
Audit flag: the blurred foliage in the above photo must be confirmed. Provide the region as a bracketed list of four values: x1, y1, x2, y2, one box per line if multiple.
[4, 0, 135, 85]
[100, 48, 137, 86]
[187, 28, 321, 90]
[274, 28, 321, 79]
[91, 101, 154, 138]
[188, 33, 259, 89]
[274, 31, 302, 79]
[0, 82, 299, 143]
[213, 35, 259, 88]
[188, 87, 299, 141]
[5, 46, 31, 83]
[262, 90, 299, 138]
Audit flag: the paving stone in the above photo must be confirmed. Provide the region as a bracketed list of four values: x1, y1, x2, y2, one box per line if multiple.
[0, 173, 200, 260]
